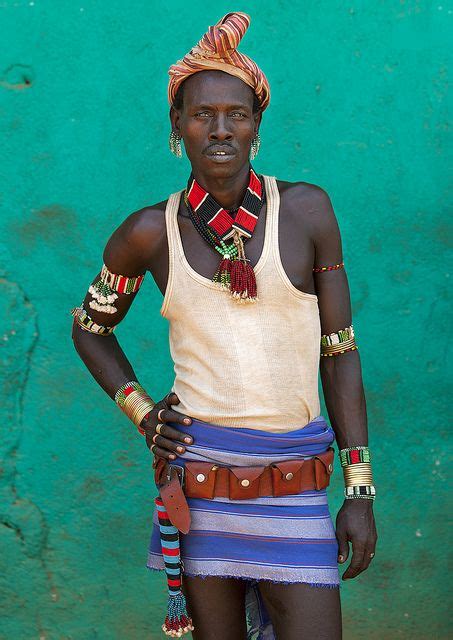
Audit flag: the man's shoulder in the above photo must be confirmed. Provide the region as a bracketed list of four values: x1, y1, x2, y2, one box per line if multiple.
[276, 178, 331, 206]
[275, 178, 334, 221]
[105, 199, 170, 267]
[119, 198, 168, 242]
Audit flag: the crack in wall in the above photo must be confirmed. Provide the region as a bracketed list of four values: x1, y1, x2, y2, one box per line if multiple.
[0, 277, 57, 598]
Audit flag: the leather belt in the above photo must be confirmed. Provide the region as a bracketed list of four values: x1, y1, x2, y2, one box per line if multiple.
[154, 447, 335, 534]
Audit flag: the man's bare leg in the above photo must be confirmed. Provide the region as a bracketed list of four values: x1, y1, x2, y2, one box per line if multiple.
[257, 581, 342, 639]
[182, 575, 248, 640]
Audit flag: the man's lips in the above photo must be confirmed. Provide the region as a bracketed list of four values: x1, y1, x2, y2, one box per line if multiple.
[204, 145, 236, 157]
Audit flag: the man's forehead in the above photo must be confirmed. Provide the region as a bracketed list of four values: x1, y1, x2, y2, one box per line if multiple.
[182, 71, 255, 106]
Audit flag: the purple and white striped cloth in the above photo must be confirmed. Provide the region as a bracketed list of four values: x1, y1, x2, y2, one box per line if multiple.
[146, 414, 341, 638]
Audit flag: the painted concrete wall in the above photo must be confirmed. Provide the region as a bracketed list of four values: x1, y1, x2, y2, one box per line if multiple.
[1, 1, 450, 638]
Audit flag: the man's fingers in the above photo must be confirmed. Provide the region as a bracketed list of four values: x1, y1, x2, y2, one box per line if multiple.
[159, 408, 192, 426]
[155, 423, 193, 444]
[150, 445, 176, 461]
[342, 540, 365, 580]
[360, 537, 377, 572]
[336, 529, 349, 564]
[166, 392, 180, 405]
[152, 435, 186, 455]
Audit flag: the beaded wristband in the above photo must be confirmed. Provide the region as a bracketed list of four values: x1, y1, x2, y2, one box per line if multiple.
[344, 485, 376, 500]
[339, 446, 371, 466]
[71, 305, 116, 336]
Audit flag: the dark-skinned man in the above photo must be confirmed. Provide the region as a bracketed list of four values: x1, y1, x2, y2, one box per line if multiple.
[72, 12, 377, 640]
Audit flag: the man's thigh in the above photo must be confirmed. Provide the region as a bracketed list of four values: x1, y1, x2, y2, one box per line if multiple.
[257, 580, 342, 640]
[182, 575, 248, 640]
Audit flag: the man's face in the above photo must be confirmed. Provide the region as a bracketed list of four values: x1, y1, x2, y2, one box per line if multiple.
[170, 70, 261, 178]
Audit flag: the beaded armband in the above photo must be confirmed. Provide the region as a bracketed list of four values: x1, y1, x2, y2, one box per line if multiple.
[313, 262, 344, 273]
[88, 264, 146, 314]
[114, 380, 155, 433]
[320, 324, 358, 357]
[339, 446, 375, 501]
[71, 305, 116, 336]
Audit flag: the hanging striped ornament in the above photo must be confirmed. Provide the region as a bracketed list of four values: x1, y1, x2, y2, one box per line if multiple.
[155, 496, 194, 637]
[184, 166, 265, 303]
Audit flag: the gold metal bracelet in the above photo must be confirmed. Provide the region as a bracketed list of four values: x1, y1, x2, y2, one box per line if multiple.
[321, 337, 356, 354]
[122, 392, 155, 427]
[343, 462, 374, 485]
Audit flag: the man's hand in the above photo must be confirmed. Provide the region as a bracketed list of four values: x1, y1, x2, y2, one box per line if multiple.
[335, 499, 377, 580]
[141, 392, 193, 461]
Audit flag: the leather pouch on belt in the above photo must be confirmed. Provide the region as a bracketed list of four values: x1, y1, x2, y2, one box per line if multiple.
[184, 462, 218, 499]
[314, 448, 335, 490]
[270, 459, 306, 496]
[229, 466, 265, 499]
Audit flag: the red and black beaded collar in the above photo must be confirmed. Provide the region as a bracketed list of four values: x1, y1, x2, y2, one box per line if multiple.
[183, 166, 265, 302]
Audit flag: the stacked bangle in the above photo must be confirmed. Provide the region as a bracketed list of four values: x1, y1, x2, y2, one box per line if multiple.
[339, 445, 375, 501]
[115, 381, 155, 434]
[320, 325, 358, 357]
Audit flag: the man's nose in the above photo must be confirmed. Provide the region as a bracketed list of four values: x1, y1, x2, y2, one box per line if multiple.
[208, 114, 233, 141]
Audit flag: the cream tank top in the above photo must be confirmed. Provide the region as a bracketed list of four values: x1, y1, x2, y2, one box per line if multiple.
[160, 175, 321, 433]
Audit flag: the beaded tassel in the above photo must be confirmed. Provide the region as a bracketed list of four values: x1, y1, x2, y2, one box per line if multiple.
[229, 231, 258, 303]
[155, 496, 194, 637]
[88, 280, 118, 314]
[213, 255, 233, 290]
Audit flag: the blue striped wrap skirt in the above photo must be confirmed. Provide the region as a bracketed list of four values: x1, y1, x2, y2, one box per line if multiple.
[146, 414, 340, 637]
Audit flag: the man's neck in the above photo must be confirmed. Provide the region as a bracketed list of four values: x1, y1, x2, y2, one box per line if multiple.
[191, 164, 251, 210]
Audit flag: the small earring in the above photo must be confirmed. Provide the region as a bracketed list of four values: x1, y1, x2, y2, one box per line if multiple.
[169, 131, 182, 158]
[249, 133, 261, 160]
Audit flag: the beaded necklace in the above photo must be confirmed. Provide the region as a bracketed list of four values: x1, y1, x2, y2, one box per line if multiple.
[184, 166, 265, 302]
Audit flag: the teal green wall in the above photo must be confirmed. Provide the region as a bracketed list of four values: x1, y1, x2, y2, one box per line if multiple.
[1, 1, 450, 638]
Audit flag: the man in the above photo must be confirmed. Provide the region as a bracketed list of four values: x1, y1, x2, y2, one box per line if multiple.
[72, 12, 377, 640]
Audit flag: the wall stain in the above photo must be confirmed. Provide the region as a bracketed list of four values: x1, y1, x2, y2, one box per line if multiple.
[0, 64, 34, 90]
[12, 205, 77, 248]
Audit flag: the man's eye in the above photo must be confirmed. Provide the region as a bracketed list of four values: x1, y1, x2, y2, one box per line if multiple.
[195, 112, 211, 117]
[231, 112, 246, 117]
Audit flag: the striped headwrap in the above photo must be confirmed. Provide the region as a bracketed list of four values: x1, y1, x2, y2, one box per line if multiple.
[168, 12, 270, 111]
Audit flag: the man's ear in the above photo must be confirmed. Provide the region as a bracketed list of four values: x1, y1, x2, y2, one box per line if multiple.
[170, 106, 181, 134]
[253, 110, 263, 135]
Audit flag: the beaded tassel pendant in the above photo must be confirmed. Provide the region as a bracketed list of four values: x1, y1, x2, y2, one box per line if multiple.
[88, 280, 118, 314]
[229, 231, 257, 302]
[155, 496, 194, 637]
[211, 232, 257, 302]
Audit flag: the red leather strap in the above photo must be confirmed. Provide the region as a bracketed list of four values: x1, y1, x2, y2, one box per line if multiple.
[155, 462, 191, 534]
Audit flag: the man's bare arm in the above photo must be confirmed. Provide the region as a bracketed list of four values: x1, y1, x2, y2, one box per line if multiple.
[308, 186, 378, 581]
[71, 207, 193, 458]
[308, 187, 368, 450]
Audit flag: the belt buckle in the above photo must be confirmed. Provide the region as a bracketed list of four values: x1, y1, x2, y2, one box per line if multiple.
[169, 463, 185, 489]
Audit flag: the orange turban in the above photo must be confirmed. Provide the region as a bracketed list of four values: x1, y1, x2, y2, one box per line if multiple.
[168, 12, 270, 111]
